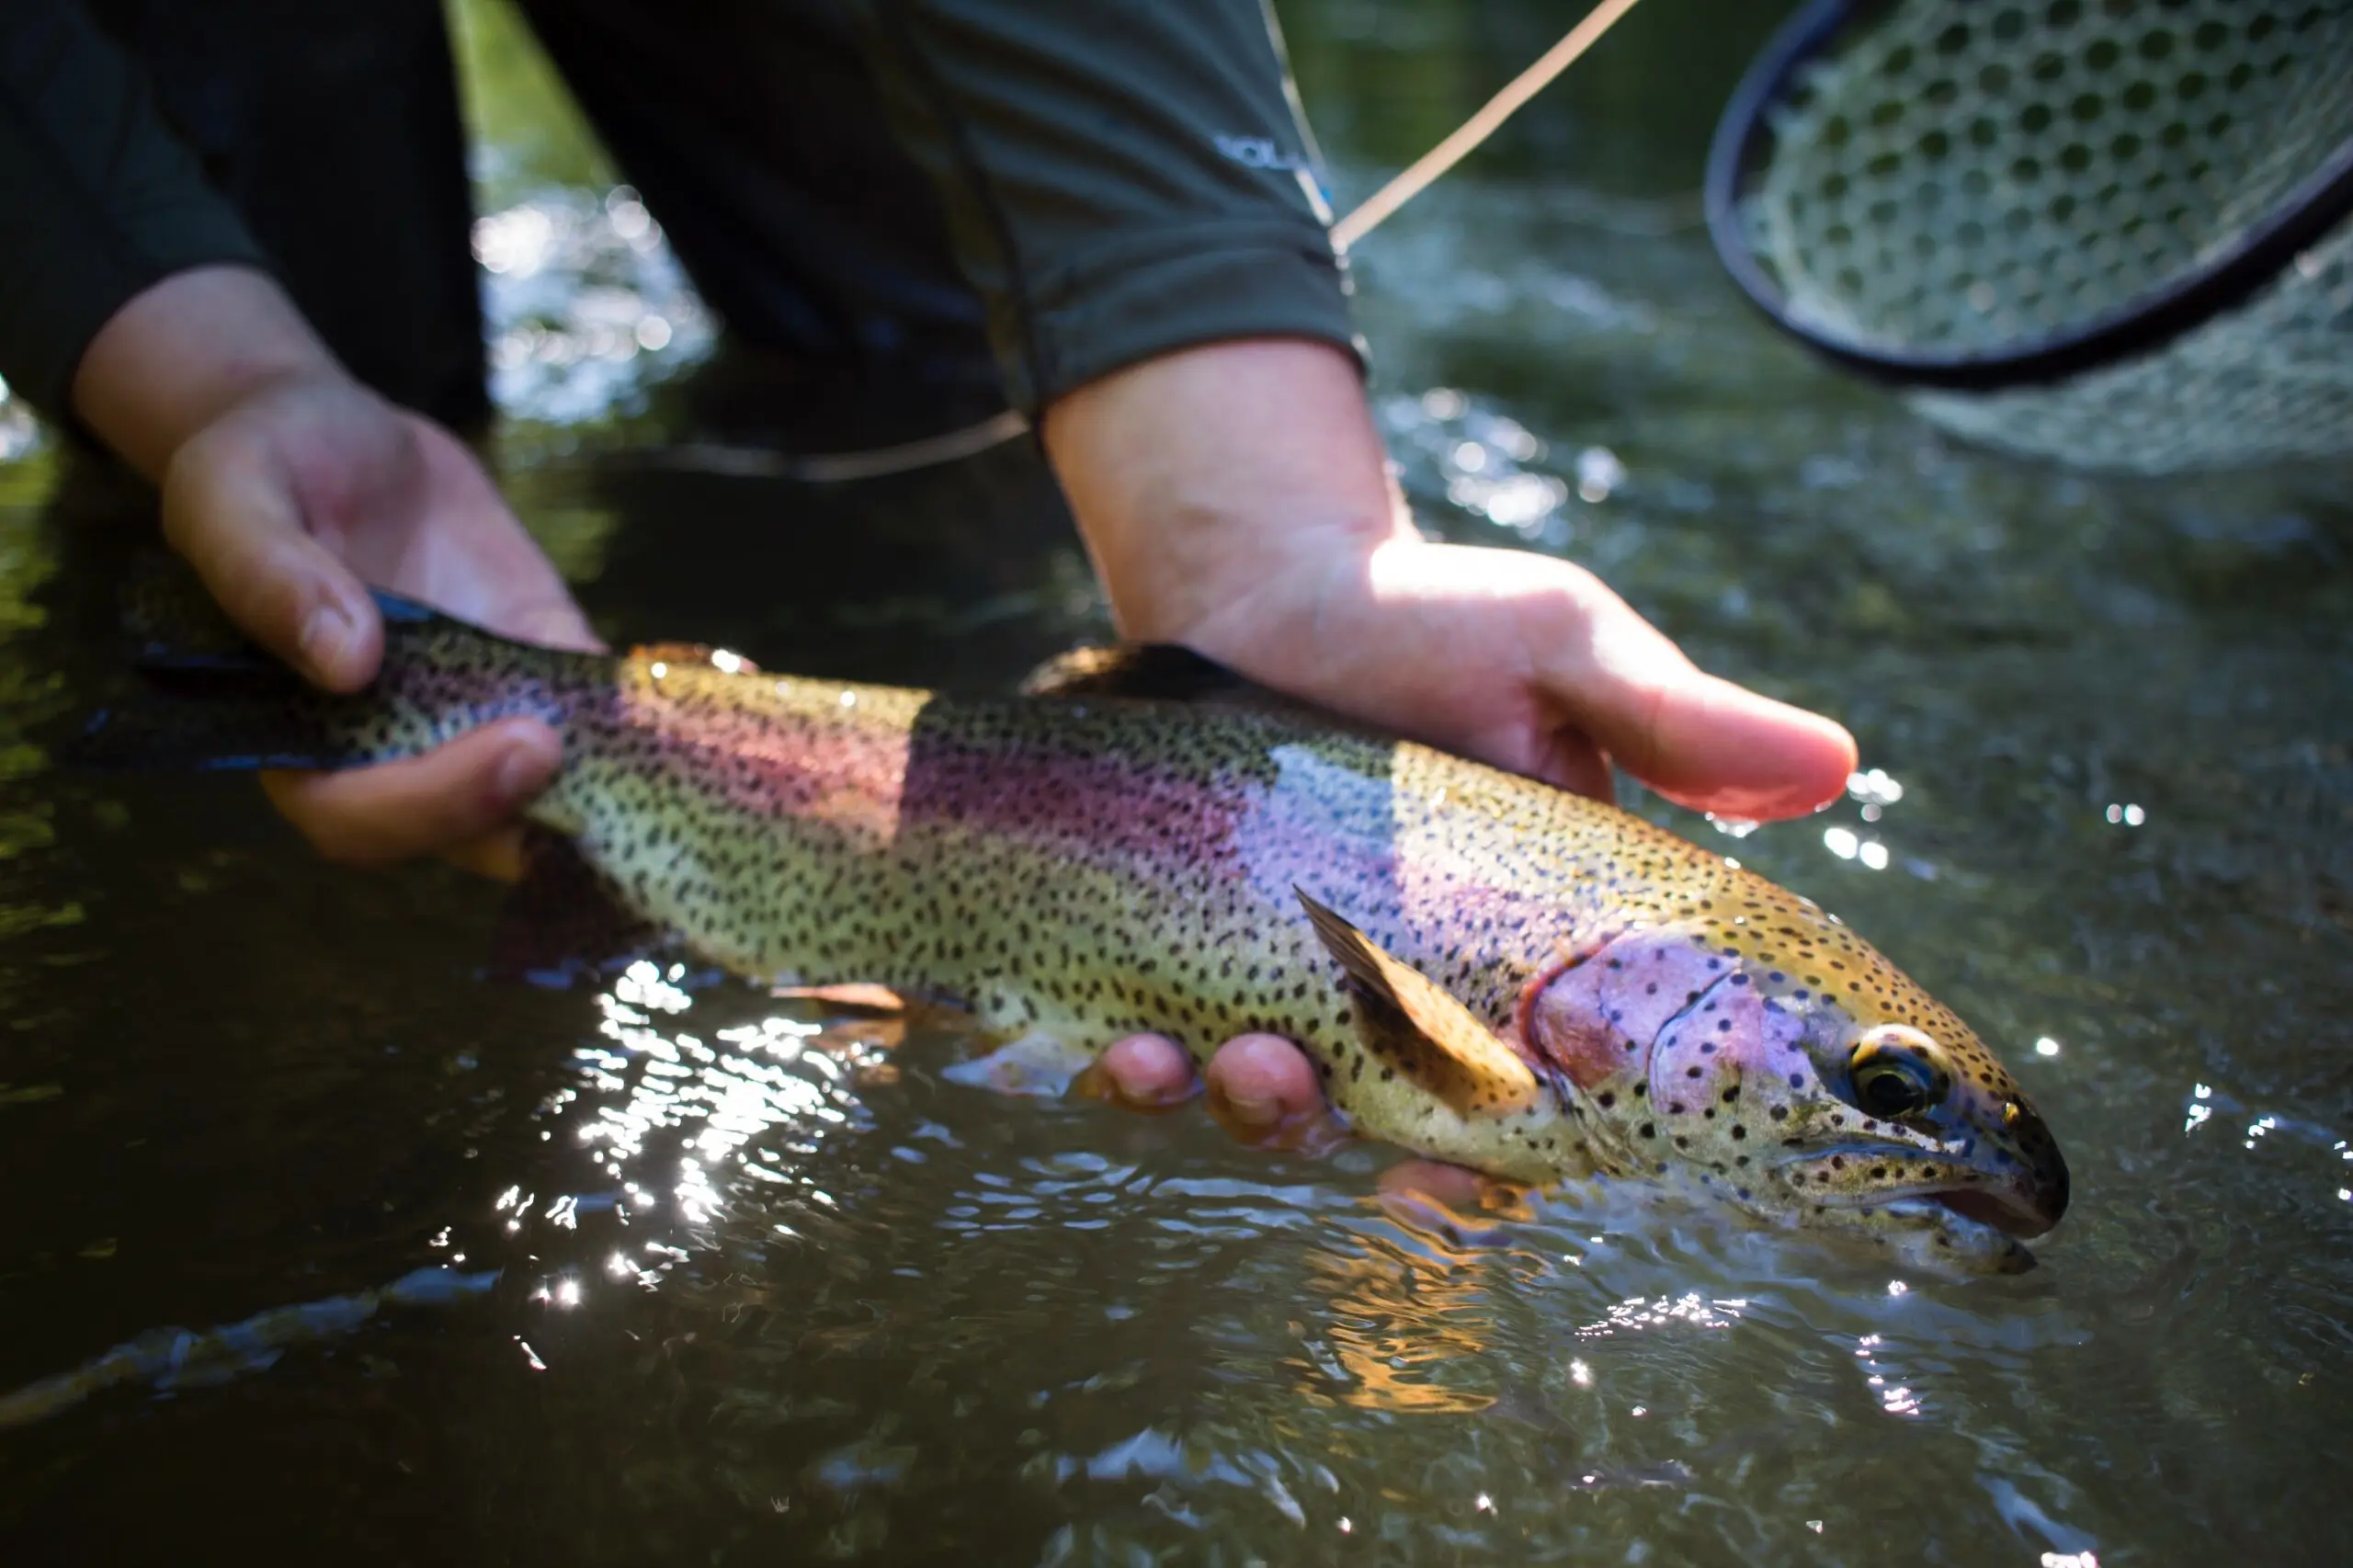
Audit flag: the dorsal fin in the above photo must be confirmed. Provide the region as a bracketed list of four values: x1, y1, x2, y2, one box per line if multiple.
[1293, 889, 1541, 1117]
[1020, 643, 1372, 734]
[1019, 643, 1251, 701]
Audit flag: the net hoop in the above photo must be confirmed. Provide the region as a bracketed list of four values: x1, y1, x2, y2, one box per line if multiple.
[1704, 0, 2353, 392]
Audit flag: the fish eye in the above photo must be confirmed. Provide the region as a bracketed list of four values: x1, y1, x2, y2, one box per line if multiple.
[1847, 1031, 1950, 1121]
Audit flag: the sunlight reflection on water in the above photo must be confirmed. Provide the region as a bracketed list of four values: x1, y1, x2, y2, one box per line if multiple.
[474, 186, 713, 426]
[351, 955, 2127, 1559]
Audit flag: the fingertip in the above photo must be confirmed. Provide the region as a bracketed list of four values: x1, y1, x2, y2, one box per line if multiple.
[294, 582, 378, 692]
[1093, 1033, 1199, 1108]
[1205, 1032, 1323, 1126]
[1643, 676, 1862, 823]
[1739, 696, 1860, 818]
[1802, 710, 1862, 811]
[488, 719, 564, 810]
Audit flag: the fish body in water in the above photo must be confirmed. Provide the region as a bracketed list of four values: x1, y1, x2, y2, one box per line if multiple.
[86, 585, 2068, 1271]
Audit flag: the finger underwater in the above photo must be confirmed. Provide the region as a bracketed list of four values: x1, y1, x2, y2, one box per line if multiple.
[1088, 1032, 1200, 1108]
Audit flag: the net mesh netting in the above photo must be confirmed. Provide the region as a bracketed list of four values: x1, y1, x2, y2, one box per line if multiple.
[1733, 0, 2353, 472]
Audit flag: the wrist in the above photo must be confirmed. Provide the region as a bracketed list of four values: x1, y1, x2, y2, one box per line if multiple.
[1091, 485, 1400, 648]
[1041, 337, 1412, 646]
[70, 265, 349, 482]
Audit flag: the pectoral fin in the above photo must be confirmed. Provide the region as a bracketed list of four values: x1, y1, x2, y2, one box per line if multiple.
[1293, 889, 1542, 1116]
[770, 983, 909, 1014]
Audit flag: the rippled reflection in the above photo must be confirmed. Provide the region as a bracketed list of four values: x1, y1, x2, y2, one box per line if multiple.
[1298, 1221, 1503, 1414]
[533, 961, 896, 1285]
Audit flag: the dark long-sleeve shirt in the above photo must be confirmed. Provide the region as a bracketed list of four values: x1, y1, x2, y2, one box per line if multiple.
[0, 0, 1357, 433]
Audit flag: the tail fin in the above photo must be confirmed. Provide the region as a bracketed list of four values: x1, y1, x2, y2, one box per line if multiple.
[73, 558, 479, 772]
[71, 682, 368, 772]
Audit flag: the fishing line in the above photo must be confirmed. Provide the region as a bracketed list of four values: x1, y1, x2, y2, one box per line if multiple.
[1331, 0, 1651, 251]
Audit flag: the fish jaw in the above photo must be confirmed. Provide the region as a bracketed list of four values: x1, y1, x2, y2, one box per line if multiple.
[1517, 922, 2067, 1271]
[1763, 1085, 2067, 1221]
[1763, 1136, 2062, 1273]
[1797, 1198, 2039, 1275]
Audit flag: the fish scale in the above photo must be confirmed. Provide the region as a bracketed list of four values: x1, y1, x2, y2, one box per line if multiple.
[84, 584, 2070, 1273]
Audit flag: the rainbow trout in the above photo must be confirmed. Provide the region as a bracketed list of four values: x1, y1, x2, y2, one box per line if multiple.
[89, 582, 2068, 1272]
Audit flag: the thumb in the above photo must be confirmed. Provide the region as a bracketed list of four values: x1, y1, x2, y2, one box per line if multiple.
[159, 414, 383, 693]
[1524, 566, 1859, 822]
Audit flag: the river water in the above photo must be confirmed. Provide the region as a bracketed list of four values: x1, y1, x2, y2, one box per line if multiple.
[2, 2, 2348, 1562]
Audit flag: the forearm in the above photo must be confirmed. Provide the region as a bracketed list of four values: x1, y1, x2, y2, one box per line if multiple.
[72, 265, 343, 483]
[1041, 336, 1410, 644]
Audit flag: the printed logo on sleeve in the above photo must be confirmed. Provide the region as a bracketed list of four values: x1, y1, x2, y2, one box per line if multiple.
[1213, 133, 1336, 225]
[1214, 133, 1310, 173]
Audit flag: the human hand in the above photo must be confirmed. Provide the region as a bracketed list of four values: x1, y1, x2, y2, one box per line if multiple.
[1043, 337, 1859, 1149]
[73, 267, 596, 878]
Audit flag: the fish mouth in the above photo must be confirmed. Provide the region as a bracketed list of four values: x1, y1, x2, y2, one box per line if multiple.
[1868, 1198, 2039, 1274]
[1778, 1148, 2066, 1242]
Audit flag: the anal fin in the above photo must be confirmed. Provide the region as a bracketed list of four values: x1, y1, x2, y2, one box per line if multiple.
[1294, 889, 1541, 1117]
[491, 829, 665, 985]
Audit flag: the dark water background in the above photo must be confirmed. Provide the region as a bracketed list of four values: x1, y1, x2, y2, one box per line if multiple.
[4, 1, 2350, 1561]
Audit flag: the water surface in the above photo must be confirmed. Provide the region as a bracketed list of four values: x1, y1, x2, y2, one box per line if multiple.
[2, 2, 2348, 1562]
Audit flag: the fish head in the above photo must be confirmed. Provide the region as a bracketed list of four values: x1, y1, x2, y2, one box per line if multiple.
[1518, 913, 2066, 1274]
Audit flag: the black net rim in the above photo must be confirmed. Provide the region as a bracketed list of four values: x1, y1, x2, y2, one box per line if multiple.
[1704, 0, 2353, 392]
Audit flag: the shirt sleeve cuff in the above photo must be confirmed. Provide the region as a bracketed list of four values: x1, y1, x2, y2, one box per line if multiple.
[1015, 218, 1363, 411]
[27, 212, 274, 422]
